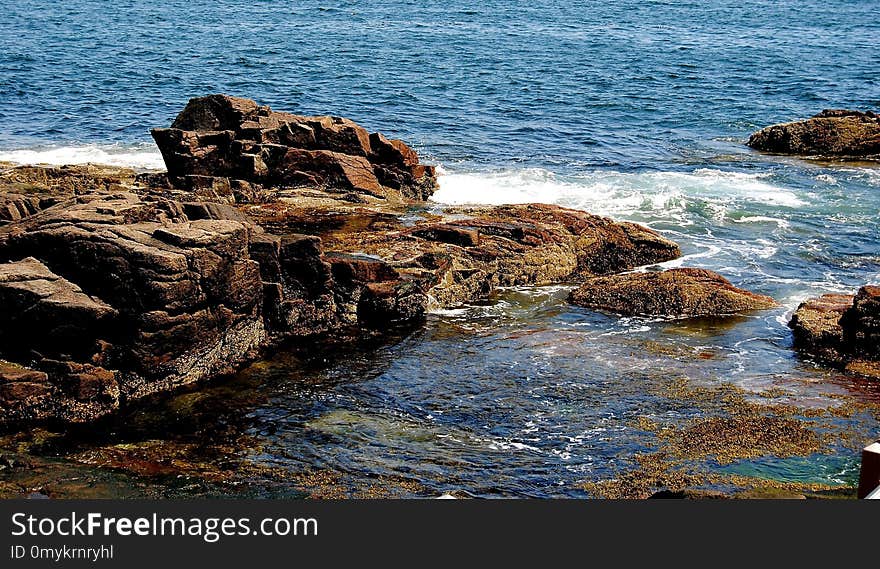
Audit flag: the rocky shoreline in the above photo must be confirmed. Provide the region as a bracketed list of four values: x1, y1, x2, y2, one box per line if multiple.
[0, 95, 688, 426]
[1, 97, 878, 430]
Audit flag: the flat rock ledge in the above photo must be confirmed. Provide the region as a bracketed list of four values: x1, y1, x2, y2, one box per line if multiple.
[748, 109, 880, 158]
[568, 268, 779, 317]
[789, 286, 880, 379]
[0, 96, 683, 426]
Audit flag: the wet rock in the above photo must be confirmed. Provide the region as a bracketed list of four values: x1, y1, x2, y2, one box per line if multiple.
[789, 293, 852, 362]
[287, 202, 681, 309]
[748, 110, 880, 158]
[151, 94, 437, 201]
[568, 268, 779, 317]
[0, 118, 686, 427]
[0, 192, 267, 423]
[0, 361, 51, 409]
[790, 286, 880, 379]
[0, 257, 118, 359]
[326, 252, 400, 285]
[410, 224, 481, 247]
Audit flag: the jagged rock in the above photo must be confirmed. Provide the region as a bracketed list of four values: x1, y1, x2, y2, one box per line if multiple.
[151, 95, 437, 201]
[0, 117, 688, 427]
[0, 193, 267, 422]
[789, 293, 852, 361]
[278, 202, 682, 310]
[0, 194, 57, 224]
[748, 110, 880, 157]
[568, 268, 779, 317]
[790, 286, 880, 379]
[0, 163, 136, 196]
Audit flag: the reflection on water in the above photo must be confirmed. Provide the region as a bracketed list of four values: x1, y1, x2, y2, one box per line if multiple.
[2, 287, 878, 499]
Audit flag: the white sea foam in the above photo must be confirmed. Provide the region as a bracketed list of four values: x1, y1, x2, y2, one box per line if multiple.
[431, 167, 807, 218]
[731, 215, 791, 229]
[862, 168, 880, 187]
[651, 244, 723, 269]
[0, 144, 165, 170]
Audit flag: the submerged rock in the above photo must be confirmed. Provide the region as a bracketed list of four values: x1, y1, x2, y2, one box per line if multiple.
[568, 268, 779, 317]
[151, 94, 438, 202]
[748, 110, 880, 158]
[790, 286, 880, 379]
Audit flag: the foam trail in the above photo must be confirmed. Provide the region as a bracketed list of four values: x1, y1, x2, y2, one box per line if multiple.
[0, 144, 165, 170]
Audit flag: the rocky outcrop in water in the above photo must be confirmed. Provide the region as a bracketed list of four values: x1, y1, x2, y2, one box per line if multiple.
[790, 286, 880, 378]
[748, 110, 880, 158]
[151, 95, 438, 202]
[0, 193, 266, 422]
[568, 268, 779, 317]
[0, 173, 681, 424]
[0, 95, 686, 426]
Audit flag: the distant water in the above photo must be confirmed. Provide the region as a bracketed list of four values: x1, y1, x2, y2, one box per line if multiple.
[1, 1, 880, 497]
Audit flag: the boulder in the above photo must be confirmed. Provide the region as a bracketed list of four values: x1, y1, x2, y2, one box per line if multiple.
[790, 286, 880, 378]
[151, 94, 437, 201]
[568, 268, 779, 317]
[748, 110, 880, 157]
[0, 192, 267, 421]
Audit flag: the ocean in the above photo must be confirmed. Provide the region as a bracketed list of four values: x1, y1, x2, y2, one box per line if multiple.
[1, 0, 879, 497]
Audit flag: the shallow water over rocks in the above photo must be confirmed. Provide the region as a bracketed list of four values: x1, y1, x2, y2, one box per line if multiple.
[2, 287, 878, 499]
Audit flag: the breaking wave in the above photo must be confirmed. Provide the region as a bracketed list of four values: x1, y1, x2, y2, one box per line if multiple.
[432, 167, 807, 220]
[0, 143, 165, 170]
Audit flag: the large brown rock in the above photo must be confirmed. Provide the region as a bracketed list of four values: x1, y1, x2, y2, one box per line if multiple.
[0, 257, 118, 360]
[569, 268, 779, 317]
[151, 94, 437, 201]
[790, 286, 880, 378]
[0, 192, 267, 422]
[274, 202, 682, 310]
[748, 110, 880, 158]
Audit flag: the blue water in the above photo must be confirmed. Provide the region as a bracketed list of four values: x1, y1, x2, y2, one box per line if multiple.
[1, 1, 880, 497]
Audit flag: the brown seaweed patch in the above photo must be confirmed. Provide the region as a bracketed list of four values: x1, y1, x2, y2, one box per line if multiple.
[581, 452, 852, 500]
[291, 469, 427, 499]
[596, 375, 877, 499]
[581, 452, 707, 499]
[660, 415, 822, 464]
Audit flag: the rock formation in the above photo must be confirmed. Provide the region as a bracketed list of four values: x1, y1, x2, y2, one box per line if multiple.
[0, 95, 686, 426]
[748, 110, 880, 158]
[568, 268, 779, 317]
[790, 286, 880, 378]
[151, 95, 438, 202]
